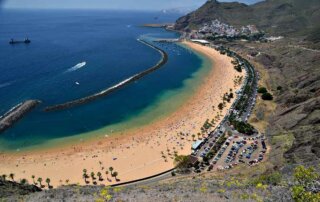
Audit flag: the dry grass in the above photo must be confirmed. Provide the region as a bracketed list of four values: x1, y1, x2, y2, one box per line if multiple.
[248, 59, 277, 133]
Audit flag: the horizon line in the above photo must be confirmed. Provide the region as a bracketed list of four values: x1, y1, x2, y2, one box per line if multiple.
[1, 7, 190, 12]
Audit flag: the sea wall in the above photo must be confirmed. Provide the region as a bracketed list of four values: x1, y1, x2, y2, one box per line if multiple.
[44, 39, 168, 112]
[0, 100, 41, 133]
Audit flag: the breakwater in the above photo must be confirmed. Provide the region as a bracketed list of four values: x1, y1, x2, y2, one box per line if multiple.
[44, 39, 168, 112]
[0, 100, 41, 133]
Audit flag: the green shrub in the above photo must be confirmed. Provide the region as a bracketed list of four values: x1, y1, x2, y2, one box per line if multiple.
[291, 165, 320, 202]
[251, 172, 282, 186]
[218, 103, 224, 111]
[257, 87, 268, 94]
[262, 92, 273, 100]
[231, 120, 255, 135]
[174, 155, 192, 173]
[234, 65, 242, 72]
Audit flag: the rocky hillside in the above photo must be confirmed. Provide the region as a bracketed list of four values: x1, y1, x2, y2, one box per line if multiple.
[0, 179, 41, 199]
[230, 37, 320, 165]
[175, 0, 320, 37]
[5, 163, 319, 201]
[176, 0, 320, 166]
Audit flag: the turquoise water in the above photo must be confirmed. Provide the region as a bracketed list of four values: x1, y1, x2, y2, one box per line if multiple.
[0, 10, 207, 151]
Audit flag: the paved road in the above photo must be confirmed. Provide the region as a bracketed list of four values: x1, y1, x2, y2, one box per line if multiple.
[192, 44, 259, 169]
[116, 171, 173, 188]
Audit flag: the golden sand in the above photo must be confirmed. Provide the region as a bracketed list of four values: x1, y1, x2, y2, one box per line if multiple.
[0, 42, 244, 187]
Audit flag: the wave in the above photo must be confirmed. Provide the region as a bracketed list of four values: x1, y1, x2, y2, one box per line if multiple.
[65, 62, 86, 73]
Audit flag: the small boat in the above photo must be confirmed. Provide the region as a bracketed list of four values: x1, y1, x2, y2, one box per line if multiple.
[75, 82, 80, 85]
[9, 38, 31, 45]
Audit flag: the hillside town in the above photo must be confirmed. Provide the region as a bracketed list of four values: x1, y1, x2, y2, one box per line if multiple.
[182, 19, 263, 41]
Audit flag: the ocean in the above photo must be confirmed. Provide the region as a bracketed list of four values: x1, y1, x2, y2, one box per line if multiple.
[0, 9, 208, 151]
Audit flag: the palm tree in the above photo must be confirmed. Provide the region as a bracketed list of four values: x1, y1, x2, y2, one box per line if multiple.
[99, 161, 103, 169]
[105, 171, 109, 176]
[90, 172, 95, 180]
[192, 134, 196, 141]
[46, 178, 51, 188]
[197, 133, 201, 140]
[109, 167, 113, 174]
[82, 173, 88, 184]
[37, 177, 43, 187]
[83, 169, 88, 181]
[1, 174, 7, 181]
[112, 172, 118, 181]
[65, 179, 69, 185]
[20, 178, 27, 185]
[97, 172, 103, 181]
[9, 173, 14, 181]
[31, 175, 36, 185]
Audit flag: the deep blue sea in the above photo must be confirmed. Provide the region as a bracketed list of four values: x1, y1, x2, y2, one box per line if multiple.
[0, 9, 205, 151]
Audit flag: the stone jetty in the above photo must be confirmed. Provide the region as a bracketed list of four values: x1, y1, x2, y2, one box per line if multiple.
[44, 39, 168, 112]
[0, 100, 41, 133]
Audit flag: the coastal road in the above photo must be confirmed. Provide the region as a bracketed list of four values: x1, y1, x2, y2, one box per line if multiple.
[113, 170, 173, 188]
[192, 43, 259, 167]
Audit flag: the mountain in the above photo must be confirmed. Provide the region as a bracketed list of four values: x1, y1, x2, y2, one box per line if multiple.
[175, 0, 320, 37]
[175, 0, 320, 166]
[161, 6, 197, 15]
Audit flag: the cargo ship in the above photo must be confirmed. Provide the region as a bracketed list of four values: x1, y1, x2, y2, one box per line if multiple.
[9, 38, 31, 44]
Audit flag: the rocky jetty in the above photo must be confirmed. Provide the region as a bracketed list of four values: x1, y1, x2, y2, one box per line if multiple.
[44, 39, 168, 112]
[0, 100, 41, 133]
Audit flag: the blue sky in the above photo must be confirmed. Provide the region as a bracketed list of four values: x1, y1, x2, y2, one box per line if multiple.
[2, 0, 262, 10]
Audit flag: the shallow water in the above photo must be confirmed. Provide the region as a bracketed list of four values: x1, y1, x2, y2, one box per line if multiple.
[0, 10, 208, 151]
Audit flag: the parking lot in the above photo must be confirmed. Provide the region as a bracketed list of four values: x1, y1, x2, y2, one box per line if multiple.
[210, 134, 267, 171]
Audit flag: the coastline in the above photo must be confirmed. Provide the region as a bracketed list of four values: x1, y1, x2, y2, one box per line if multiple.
[0, 41, 244, 187]
[0, 41, 210, 153]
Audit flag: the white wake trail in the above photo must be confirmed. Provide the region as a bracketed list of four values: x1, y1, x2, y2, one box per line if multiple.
[65, 61, 86, 73]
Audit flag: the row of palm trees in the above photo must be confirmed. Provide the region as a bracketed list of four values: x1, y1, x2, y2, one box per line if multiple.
[1, 173, 15, 181]
[1, 173, 52, 189]
[1, 167, 119, 188]
[31, 175, 52, 188]
[82, 167, 119, 185]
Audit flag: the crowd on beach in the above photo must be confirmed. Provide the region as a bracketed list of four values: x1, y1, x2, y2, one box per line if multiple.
[0, 41, 245, 188]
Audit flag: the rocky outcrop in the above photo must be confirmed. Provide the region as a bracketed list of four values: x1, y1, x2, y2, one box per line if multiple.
[0, 179, 41, 199]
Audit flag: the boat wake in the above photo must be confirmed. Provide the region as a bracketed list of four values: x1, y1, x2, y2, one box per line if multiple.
[0, 82, 12, 89]
[65, 62, 86, 73]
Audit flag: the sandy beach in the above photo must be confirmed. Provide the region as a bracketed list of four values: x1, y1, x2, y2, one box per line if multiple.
[0, 41, 244, 187]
